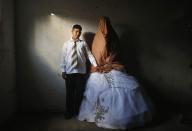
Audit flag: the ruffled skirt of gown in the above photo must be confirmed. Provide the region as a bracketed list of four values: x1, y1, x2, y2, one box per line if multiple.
[78, 70, 152, 129]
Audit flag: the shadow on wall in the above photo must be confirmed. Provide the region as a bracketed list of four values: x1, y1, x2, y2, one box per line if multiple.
[116, 25, 140, 76]
[83, 32, 95, 50]
[137, 11, 192, 113]
[82, 32, 95, 73]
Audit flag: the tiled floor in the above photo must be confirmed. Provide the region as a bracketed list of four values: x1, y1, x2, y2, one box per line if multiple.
[1, 112, 192, 131]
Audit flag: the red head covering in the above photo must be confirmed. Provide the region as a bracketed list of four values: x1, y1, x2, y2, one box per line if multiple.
[91, 16, 124, 73]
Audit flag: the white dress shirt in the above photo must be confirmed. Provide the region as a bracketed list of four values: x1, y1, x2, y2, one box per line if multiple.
[60, 38, 97, 74]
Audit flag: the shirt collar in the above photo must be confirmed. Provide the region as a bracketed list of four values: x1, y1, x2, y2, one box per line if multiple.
[70, 38, 81, 42]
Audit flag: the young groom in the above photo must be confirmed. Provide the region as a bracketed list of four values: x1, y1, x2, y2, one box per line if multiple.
[60, 24, 97, 119]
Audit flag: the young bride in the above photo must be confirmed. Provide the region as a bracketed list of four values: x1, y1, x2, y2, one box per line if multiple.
[78, 16, 153, 129]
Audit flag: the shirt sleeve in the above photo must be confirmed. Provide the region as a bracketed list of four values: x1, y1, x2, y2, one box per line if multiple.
[84, 42, 97, 67]
[60, 42, 67, 72]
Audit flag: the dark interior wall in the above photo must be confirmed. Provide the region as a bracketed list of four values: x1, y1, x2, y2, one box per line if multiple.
[15, 0, 192, 112]
[0, 0, 15, 123]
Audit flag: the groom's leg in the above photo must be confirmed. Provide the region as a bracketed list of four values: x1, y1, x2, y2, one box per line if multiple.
[74, 74, 86, 115]
[65, 74, 75, 117]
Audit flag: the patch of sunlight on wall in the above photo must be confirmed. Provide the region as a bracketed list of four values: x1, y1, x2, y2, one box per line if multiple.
[32, 13, 97, 77]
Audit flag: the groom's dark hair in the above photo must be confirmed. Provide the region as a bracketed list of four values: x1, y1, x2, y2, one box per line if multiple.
[72, 24, 82, 31]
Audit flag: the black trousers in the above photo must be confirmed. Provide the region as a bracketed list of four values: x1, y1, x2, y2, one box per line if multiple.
[65, 73, 86, 116]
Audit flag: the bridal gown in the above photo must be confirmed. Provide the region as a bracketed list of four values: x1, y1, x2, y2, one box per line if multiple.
[78, 69, 152, 129]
